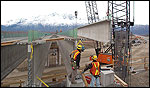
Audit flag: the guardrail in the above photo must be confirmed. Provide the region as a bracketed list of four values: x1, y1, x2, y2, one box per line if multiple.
[131, 57, 149, 71]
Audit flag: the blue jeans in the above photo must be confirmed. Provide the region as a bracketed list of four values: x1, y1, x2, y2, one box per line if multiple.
[90, 74, 101, 87]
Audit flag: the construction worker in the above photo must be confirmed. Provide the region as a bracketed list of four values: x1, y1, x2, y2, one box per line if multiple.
[70, 44, 84, 69]
[69, 44, 84, 84]
[82, 55, 101, 87]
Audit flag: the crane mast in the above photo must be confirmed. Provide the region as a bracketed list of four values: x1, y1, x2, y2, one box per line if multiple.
[85, 1, 99, 24]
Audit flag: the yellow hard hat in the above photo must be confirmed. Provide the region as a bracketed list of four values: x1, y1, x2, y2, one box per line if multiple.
[77, 45, 82, 50]
[92, 55, 97, 60]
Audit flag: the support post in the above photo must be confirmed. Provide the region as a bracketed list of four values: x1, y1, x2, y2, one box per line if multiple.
[144, 58, 148, 71]
[59, 48, 61, 65]
[56, 49, 58, 65]
[27, 44, 33, 87]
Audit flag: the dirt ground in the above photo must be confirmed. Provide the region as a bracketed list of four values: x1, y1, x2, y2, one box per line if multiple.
[129, 35, 149, 87]
[1, 35, 149, 87]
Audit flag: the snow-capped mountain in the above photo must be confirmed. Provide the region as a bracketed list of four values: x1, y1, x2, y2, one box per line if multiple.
[4, 12, 87, 26]
[1, 12, 87, 32]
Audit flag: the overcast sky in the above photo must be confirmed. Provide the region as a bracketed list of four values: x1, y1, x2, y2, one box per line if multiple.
[1, 1, 149, 25]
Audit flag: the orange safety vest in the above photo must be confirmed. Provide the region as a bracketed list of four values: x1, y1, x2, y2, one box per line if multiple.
[71, 49, 80, 60]
[90, 62, 100, 76]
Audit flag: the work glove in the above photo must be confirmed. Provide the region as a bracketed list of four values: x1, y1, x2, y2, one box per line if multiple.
[70, 58, 74, 62]
[99, 74, 101, 77]
[69, 54, 72, 58]
[76, 66, 80, 69]
[81, 46, 85, 52]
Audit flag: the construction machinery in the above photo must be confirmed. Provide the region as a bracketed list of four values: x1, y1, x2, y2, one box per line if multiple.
[131, 35, 147, 44]
[85, 2, 134, 83]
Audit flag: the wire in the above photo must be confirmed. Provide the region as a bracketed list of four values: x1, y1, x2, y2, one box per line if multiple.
[36, 76, 49, 87]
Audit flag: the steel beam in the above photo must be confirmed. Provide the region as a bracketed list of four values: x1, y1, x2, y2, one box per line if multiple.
[1, 44, 27, 80]
[77, 20, 111, 43]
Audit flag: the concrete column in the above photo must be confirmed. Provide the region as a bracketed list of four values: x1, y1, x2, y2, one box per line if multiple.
[45, 54, 49, 67]
[59, 49, 61, 65]
[48, 55, 49, 67]
[45, 56, 48, 67]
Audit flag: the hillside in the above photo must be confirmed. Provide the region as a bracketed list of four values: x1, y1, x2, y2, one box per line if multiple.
[130, 25, 149, 35]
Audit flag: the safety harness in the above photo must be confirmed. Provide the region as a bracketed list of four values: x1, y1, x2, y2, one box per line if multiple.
[70, 49, 80, 70]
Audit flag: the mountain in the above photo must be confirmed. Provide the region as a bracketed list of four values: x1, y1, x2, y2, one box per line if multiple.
[1, 13, 149, 35]
[1, 23, 84, 32]
[130, 25, 149, 35]
[1, 12, 87, 32]
[3, 12, 87, 26]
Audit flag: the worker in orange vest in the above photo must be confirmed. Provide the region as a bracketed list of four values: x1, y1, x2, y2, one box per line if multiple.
[82, 55, 101, 87]
[69, 44, 84, 84]
[70, 44, 84, 69]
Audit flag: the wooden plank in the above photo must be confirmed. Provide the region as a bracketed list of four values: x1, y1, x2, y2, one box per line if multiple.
[1, 42, 15, 46]
[114, 74, 128, 87]
[79, 70, 88, 87]
[41, 73, 67, 79]
[101, 64, 113, 67]
[130, 57, 149, 60]
[45, 38, 64, 42]
[131, 62, 149, 65]
[1, 73, 67, 86]
[1, 40, 18, 44]
[46, 77, 66, 85]
[82, 41, 94, 43]
[1, 40, 21, 46]
[1, 80, 25, 87]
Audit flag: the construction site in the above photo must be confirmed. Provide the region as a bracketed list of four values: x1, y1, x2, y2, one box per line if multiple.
[1, 1, 149, 87]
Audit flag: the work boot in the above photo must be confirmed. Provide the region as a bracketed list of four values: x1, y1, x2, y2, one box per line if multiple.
[75, 74, 81, 80]
[76, 66, 80, 69]
[71, 81, 77, 84]
[69, 74, 72, 78]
